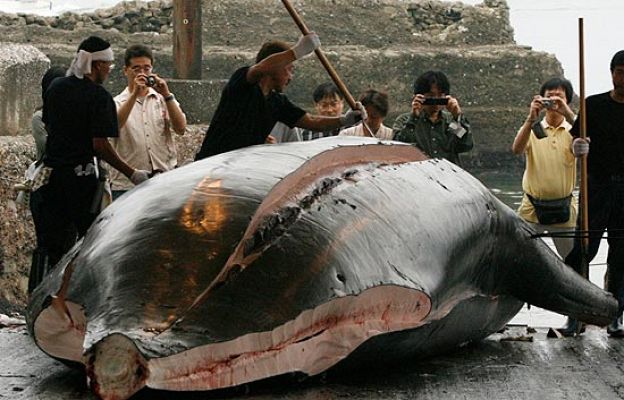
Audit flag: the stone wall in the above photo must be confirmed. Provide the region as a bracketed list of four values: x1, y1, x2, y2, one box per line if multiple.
[202, 0, 514, 48]
[0, 136, 36, 306]
[0, 0, 173, 34]
[0, 44, 49, 136]
[0, 0, 513, 46]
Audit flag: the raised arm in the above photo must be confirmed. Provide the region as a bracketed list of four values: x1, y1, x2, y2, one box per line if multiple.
[247, 33, 319, 84]
[512, 96, 541, 155]
[295, 104, 367, 132]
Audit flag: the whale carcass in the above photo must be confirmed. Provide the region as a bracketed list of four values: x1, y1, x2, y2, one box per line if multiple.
[27, 137, 617, 400]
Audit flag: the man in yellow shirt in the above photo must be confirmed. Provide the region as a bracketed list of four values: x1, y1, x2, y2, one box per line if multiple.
[511, 78, 587, 259]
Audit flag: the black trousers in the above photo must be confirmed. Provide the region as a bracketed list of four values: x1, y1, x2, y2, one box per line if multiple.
[36, 167, 98, 269]
[565, 181, 624, 313]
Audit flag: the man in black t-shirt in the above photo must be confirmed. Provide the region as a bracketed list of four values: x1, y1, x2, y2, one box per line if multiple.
[558, 50, 624, 337]
[29, 36, 151, 293]
[195, 33, 366, 160]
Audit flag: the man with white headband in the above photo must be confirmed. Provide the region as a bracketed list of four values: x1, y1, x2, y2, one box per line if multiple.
[28, 36, 150, 292]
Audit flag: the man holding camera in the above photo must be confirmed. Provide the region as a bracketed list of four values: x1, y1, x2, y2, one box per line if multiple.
[393, 70, 472, 165]
[110, 44, 187, 199]
[511, 77, 584, 261]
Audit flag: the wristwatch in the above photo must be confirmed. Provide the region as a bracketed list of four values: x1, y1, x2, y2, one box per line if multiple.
[164, 93, 175, 102]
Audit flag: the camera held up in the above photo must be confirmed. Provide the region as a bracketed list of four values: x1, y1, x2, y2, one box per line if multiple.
[146, 75, 157, 87]
[422, 97, 449, 106]
[541, 98, 555, 109]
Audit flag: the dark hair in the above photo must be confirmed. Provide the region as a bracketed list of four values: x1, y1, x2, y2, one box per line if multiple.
[359, 89, 389, 117]
[124, 44, 153, 66]
[256, 40, 290, 63]
[41, 66, 65, 101]
[312, 82, 343, 103]
[77, 36, 110, 53]
[413, 70, 450, 95]
[540, 77, 574, 104]
[611, 50, 624, 72]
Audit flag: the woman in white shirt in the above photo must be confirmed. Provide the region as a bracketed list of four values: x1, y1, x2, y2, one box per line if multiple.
[339, 89, 393, 140]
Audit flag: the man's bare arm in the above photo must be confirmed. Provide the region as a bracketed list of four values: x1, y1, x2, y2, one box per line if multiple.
[93, 137, 134, 178]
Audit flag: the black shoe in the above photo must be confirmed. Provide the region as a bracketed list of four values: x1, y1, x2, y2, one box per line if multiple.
[607, 316, 624, 337]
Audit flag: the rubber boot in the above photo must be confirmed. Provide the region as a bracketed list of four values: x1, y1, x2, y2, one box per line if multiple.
[28, 248, 48, 294]
[607, 314, 624, 337]
[556, 317, 585, 337]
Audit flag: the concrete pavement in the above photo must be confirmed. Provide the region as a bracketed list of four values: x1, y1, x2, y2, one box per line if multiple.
[3, 324, 624, 400]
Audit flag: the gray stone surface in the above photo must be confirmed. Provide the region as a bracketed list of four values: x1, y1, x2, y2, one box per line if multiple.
[0, 0, 174, 34]
[0, 136, 36, 307]
[153, 79, 225, 125]
[0, 44, 49, 136]
[3, 325, 624, 399]
[202, 0, 514, 48]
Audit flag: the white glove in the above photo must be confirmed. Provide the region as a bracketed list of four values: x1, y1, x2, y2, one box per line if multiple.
[292, 32, 320, 60]
[572, 137, 590, 157]
[340, 102, 367, 127]
[130, 169, 150, 185]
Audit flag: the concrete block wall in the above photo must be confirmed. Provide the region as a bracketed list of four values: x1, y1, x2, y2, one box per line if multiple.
[0, 44, 49, 136]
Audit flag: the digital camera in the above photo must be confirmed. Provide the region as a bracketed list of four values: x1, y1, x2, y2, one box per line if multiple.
[541, 98, 555, 109]
[422, 97, 449, 106]
[146, 75, 157, 87]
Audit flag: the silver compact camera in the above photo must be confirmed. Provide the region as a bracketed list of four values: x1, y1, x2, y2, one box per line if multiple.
[145, 75, 157, 87]
[541, 98, 555, 109]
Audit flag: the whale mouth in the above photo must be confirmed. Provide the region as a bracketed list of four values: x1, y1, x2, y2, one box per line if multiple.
[84, 285, 431, 396]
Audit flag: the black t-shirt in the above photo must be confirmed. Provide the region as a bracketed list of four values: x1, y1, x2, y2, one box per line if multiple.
[195, 66, 306, 160]
[571, 92, 624, 181]
[43, 75, 118, 168]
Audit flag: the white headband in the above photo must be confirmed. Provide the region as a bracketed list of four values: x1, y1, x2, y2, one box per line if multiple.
[66, 47, 114, 79]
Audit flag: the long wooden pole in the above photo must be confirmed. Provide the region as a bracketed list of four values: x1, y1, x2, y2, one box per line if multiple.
[578, 17, 589, 278]
[280, 0, 375, 137]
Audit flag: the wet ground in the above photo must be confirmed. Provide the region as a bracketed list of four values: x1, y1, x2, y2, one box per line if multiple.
[3, 323, 624, 400]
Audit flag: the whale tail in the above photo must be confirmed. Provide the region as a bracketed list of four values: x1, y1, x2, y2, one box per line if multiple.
[495, 221, 616, 326]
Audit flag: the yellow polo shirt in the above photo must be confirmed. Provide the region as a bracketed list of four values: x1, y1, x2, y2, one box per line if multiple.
[517, 118, 577, 227]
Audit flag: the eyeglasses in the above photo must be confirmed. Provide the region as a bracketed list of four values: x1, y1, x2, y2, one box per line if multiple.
[130, 65, 153, 73]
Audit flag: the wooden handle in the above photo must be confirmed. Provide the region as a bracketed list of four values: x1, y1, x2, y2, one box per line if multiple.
[280, 0, 357, 110]
[578, 17, 589, 277]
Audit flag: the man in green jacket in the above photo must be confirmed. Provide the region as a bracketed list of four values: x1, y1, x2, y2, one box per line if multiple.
[393, 70, 472, 165]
